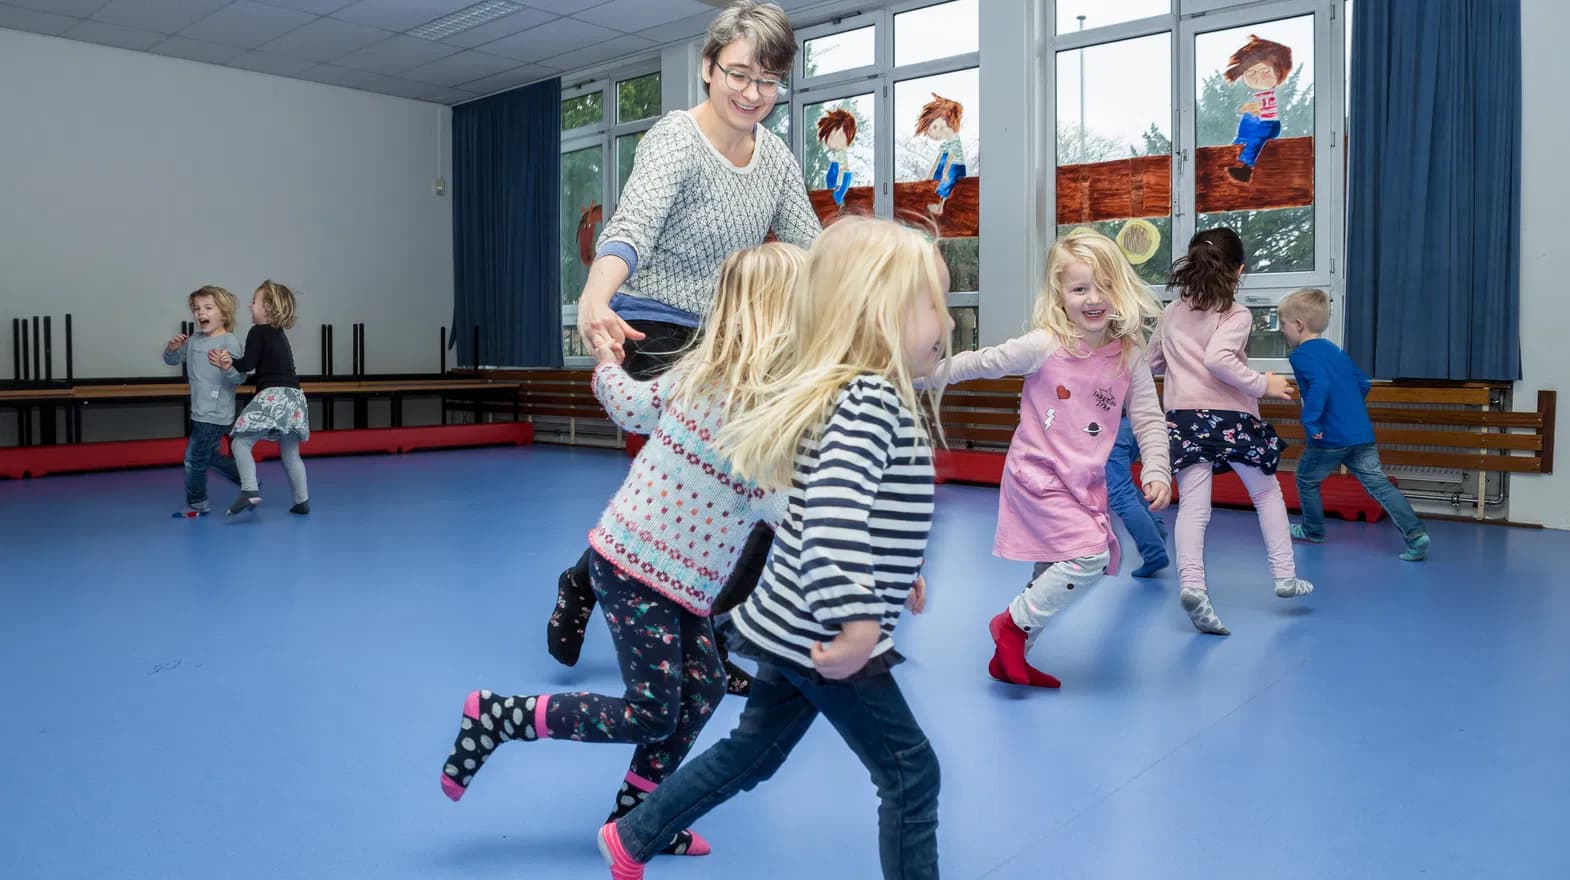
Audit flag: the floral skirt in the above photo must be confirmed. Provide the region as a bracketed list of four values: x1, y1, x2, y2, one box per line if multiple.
[1168, 408, 1283, 475]
[233, 386, 310, 442]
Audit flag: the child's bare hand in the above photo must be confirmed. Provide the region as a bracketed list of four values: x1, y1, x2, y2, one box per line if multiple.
[208, 349, 231, 368]
[1264, 372, 1294, 399]
[810, 620, 880, 680]
[906, 575, 927, 614]
[1143, 481, 1172, 511]
[167, 334, 188, 352]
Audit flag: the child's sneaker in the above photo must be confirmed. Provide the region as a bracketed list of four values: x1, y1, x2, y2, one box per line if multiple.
[172, 502, 211, 518]
[1399, 533, 1430, 562]
[1289, 523, 1324, 543]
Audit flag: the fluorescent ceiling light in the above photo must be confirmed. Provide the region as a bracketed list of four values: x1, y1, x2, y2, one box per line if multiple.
[409, 1, 525, 40]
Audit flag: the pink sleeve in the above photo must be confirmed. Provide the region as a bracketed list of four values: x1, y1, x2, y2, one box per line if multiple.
[1146, 321, 1167, 376]
[937, 330, 1057, 384]
[1201, 308, 1268, 398]
[1125, 355, 1170, 487]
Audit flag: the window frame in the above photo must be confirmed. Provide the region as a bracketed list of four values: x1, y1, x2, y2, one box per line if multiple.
[786, 0, 982, 303]
[559, 61, 661, 365]
[1043, 0, 1349, 370]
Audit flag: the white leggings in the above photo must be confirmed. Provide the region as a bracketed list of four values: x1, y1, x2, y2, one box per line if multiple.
[1008, 550, 1112, 647]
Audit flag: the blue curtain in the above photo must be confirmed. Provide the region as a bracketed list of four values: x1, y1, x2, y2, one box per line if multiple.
[1344, 0, 1520, 380]
[452, 78, 562, 368]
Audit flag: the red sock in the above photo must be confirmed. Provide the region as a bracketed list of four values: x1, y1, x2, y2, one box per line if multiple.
[988, 610, 1061, 688]
[987, 654, 1061, 688]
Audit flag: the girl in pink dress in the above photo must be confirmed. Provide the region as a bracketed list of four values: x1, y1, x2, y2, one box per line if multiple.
[934, 232, 1171, 688]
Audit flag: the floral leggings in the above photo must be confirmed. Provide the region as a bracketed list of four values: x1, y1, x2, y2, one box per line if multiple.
[543, 551, 727, 784]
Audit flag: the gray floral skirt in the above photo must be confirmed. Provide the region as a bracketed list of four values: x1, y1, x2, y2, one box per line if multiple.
[233, 386, 310, 442]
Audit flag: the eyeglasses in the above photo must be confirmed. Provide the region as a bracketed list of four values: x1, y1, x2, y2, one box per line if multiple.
[717, 65, 786, 98]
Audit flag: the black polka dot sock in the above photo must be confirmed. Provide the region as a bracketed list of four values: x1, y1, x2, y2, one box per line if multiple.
[607, 775, 711, 857]
[440, 690, 544, 802]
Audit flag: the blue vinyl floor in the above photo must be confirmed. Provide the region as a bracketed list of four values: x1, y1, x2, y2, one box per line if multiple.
[2, 445, 1568, 879]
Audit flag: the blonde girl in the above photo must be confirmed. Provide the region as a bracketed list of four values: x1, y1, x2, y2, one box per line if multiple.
[215, 280, 309, 516]
[599, 216, 951, 880]
[934, 231, 1171, 688]
[441, 243, 803, 859]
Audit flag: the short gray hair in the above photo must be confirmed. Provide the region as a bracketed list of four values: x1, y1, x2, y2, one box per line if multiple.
[701, 1, 798, 85]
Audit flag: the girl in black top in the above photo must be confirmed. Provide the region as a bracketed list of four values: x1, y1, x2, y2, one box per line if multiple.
[215, 280, 310, 516]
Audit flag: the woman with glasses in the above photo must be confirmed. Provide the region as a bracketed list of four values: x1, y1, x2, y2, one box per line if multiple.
[547, 1, 821, 703]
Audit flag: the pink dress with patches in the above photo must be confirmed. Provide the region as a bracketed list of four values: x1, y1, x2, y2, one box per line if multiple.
[941, 331, 1169, 573]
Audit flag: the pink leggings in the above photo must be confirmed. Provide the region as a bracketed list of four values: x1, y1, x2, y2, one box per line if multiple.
[1175, 463, 1295, 592]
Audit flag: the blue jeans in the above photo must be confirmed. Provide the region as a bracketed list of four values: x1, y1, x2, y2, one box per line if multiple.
[184, 421, 240, 507]
[617, 658, 940, 878]
[1233, 115, 1282, 167]
[934, 161, 966, 199]
[1295, 443, 1427, 543]
[827, 160, 852, 206]
[1105, 417, 1168, 565]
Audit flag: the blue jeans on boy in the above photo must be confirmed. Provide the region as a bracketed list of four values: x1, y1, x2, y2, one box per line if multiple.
[1295, 443, 1427, 542]
[184, 421, 240, 508]
[827, 160, 852, 206]
[616, 658, 940, 879]
[1233, 115, 1282, 167]
[1105, 416, 1168, 567]
[934, 161, 966, 199]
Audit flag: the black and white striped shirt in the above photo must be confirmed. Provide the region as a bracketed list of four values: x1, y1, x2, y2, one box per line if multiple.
[731, 375, 935, 673]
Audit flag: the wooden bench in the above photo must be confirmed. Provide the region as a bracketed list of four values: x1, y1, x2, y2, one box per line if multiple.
[932, 378, 1556, 521]
[0, 376, 535, 478]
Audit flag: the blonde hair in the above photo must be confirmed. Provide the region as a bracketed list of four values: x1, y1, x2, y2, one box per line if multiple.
[1034, 232, 1162, 365]
[669, 242, 806, 420]
[188, 285, 236, 332]
[701, 1, 797, 87]
[717, 216, 948, 490]
[1279, 287, 1331, 333]
[256, 279, 297, 330]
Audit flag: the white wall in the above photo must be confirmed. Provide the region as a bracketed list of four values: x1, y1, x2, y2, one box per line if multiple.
[1510, 0, 1570, 529]
[0, 27, 453, 382]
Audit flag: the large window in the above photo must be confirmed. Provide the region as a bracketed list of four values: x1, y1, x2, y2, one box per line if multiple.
[559, 68, 661, 361]
[1047, 0, 1347, 363]
[782, 0, 981, 350]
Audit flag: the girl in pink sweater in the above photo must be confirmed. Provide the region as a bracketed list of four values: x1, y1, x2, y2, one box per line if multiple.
[935, 232, 1171, 688]
[1149, 228, 1314, 636]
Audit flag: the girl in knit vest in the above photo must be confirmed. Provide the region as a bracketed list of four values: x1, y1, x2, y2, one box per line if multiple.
[937, 232, 1171, 688]
[1149, 227, 1313, 636]
[439, 242, 803, 858]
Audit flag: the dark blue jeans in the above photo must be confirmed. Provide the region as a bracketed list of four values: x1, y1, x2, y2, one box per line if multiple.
[616, 658, 940, 878]
[1295, 443, 1427, 542]
[1233, 115, 1282, 167]
[1105, 416, 1168, 565]
[184, 421, 240, 507]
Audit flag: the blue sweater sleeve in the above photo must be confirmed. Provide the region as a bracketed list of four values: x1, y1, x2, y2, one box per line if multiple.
[1290, 347, 1329, 441]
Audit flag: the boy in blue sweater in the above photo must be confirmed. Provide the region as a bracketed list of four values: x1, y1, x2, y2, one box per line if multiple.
[1279, 288, 1429, 560]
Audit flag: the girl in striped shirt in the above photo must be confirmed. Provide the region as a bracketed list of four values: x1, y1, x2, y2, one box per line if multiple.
[439, 243, 802, 859]
[599, 216, 952, 880]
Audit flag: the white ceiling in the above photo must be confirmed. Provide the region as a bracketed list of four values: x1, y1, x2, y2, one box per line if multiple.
[0, 0, 831, 104]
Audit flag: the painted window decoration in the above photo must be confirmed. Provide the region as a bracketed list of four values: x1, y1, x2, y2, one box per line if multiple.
[1195, 15, 1316, 274]
[804, 94, 875, 220]
[896, 69, 980, 291]
[1054, 33, 1173, 284]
